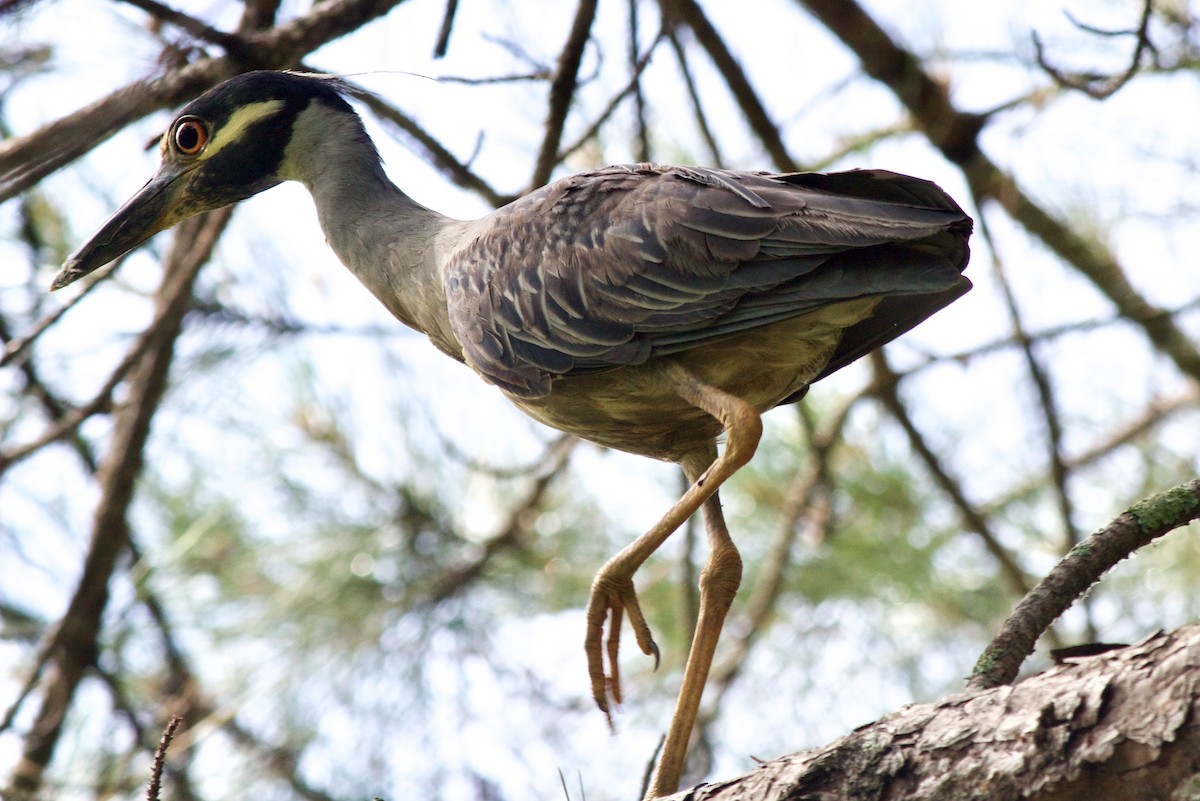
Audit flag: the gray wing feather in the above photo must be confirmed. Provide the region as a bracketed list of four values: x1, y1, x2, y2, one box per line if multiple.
[445, 164, 971, 398]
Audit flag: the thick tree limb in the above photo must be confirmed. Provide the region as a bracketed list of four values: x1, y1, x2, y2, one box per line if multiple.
[663, 624, 1200, 801]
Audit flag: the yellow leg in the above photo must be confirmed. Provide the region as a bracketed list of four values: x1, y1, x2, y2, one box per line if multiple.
[581, 362, 760, 797]
[643, 449, 744, 798]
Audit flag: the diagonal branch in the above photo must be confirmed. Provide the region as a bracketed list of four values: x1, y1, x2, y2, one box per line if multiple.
[972, 201, 1080, 555]
[799, 0, 1200, 389]
[662, 0, 797, 171]
[0, 0, 414, 203]
[2, 209, 230, 799]
[424, 436, 577, 604]
[346, 82, 511, 208]
[969, 477, 1200, 691]
[530, 0, 599, 189]
[666, 30, 724, 168]
[869, 351, 1039, 604]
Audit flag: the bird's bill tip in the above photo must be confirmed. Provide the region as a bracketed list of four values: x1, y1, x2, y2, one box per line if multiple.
[50, 259, 88, 291]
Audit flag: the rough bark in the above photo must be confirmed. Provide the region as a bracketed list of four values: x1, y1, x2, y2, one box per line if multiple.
[662, 624, 1200, 801]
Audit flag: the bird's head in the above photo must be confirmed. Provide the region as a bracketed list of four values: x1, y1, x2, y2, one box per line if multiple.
[51, 70, 359, 290]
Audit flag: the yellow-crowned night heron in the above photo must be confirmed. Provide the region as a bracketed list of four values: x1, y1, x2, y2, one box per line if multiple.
[54, 70, 972, 798]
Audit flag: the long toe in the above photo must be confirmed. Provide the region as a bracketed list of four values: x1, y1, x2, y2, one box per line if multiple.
[585, 571, 660, 717]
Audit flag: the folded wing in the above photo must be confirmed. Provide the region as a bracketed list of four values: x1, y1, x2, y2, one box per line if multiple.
[445, 164, 971, 398]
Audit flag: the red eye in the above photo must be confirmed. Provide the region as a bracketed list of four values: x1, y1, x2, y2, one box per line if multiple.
[173, 118, 208, 155]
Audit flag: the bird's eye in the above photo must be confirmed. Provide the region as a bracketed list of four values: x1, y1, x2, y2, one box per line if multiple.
[172, 118, 209, 156]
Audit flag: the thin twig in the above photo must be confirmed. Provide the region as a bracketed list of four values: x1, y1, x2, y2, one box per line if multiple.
[146, 716, 182, 801]
[869, 350, 1039, 603]
[435, 70, 550, 85]
[556, 29, 665, 164]
[970, 192, 1081, 556]
[1033, 0, 1156, 99]
[982, 389, 1199, 517]
[1, 260, 118, 369]
[628, 0, 651, 163]
[348, 83, 511, 208]
[0, 289, 174, 472]
[665, 0, 796, 171]
[666, 30, 723, 168]
[424, 437, 577, 604]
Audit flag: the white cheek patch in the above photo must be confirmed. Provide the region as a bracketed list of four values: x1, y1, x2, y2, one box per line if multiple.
[201, 99, 286, 160]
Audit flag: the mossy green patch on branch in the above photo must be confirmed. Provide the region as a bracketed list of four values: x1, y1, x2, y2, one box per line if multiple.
[1129, 485, 1200, 533]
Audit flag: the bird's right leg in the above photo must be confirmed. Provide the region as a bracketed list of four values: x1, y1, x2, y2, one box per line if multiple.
[585, 362, 762, 722]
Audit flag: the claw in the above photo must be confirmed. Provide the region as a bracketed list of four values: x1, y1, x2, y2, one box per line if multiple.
[585, 572, 660, 721]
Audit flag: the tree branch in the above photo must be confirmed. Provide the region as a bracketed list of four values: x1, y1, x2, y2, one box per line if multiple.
[969, 477, 1200, 691]
[530, 0, 598, 189]
[663, 623, 1200, 801]
[869, 351, 1038, 601]
[972, 201, 1081, 556]
[1033, 0, 1156, 99]
[663, 0, 797, 171]
[799, 0, 1200, 388]
[346, 82, 511, 208]
[2, 209, 230, 799]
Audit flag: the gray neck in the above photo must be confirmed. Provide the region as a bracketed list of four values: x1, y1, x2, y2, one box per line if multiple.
[279, 102, 466, 359]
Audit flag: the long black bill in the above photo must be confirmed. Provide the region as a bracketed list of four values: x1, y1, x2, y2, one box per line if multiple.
[51, 168, 187, 291]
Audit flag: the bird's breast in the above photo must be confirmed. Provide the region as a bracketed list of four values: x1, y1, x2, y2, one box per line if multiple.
[506, 298, 878, 461]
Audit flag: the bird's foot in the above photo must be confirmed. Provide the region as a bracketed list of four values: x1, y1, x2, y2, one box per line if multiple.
[585, 571, 660, 723]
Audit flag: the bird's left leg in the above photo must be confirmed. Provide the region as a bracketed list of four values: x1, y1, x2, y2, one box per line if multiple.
[585, 363, 760, 748]
[643, 424, 750, 798]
